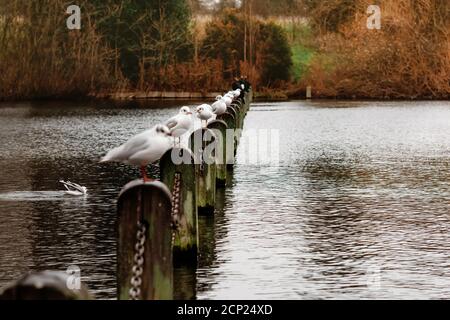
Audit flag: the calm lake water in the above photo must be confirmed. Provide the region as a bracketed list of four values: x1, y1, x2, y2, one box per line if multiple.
[0, 99, 449, 300]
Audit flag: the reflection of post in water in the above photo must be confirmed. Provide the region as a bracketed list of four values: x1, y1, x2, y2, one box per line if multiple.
[173, 183, 229, 299]
[173, 265, 197, 300]
[199, 187, 227, 268]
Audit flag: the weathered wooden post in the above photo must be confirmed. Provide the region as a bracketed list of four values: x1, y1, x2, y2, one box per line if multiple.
[117, 180, 173, 300]
[218, 112, 236, 131]
[218, 112, 238, 170]
[227, 106, 239, 129]
[0, 271, 93, 300]
[306, 86, 312, 99]
[207, 120, 228, 187]
[160, 148, 198, 263]
[189, 129, 217, 215]
[231, 103, 243, 129]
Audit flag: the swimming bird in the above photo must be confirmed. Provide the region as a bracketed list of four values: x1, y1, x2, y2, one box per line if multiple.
[60, 180, 87, 196]
[165, 106, 193, 146]
[211, 97, 227, 116]
[196, 104, 214, 127]
[100, 125, 173, 182]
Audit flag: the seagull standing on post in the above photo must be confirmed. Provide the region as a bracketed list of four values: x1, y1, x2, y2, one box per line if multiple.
[212, 97, 227, 116]
[196, 104, 214, 128]
[165, 106, 193, 147]
[100, 125, 173, 182]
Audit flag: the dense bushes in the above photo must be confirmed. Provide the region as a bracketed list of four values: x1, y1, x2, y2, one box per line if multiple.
[0, 1, 114, 100]
[301, 0, 450, 99]
[2, 0, 447, 100]
[201, 9, 293, 88]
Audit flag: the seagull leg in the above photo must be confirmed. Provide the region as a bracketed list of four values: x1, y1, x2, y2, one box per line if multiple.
[140, 166, 151, 183]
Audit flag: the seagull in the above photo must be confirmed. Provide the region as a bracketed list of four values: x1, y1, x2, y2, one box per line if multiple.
[232, 89, 241, 98]
[216, 95, 232, 108]
[60, 180, 87, 196]
[165, 106, 193, 146]
[100, 125, 173, 182]
[212, 97, 227, 116]
[196, 104, 214, 128]
[223, 94, 233, 107]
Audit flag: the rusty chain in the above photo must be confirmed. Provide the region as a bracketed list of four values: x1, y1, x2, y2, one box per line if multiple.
[129, 220, 146, 300]
[171, 173, 181, 245]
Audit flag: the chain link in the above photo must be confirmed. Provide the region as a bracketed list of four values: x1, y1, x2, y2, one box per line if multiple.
[171, 173, 181, 246]
[129, 174, 181, 300]
[129, 220, 146, 300]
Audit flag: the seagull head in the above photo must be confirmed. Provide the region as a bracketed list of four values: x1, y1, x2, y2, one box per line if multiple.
[215, 95, 223, 101]
[196, 105, 204, 114]
[180, 106, 192, 115]
[155, 124, 171, 136]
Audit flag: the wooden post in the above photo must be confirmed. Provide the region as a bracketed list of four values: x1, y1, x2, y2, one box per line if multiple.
[207, 120, 228, 187]
[306, 86, 312, 99]
[218, 112, 238, 170]
[189, 129, 217, 215]
[231, 103, 243, 129]
[117, 180, 173, 300]
[160, 148, 198, 263]
[218, 112, 236, 131]
[0, 271, 93, 300]
[227, 106, 239, 129]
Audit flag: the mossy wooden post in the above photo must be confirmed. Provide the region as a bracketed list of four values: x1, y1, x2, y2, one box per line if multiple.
[189, 129, 217, 215]
[117, 180, 173, 300]
[231, 103, 242, 129]
[218, 112, 235, 131]
[160, 148, 198, 263]
[218, 112, 238, 170]
[207, 120, 228, 187]
[0, 271, 93, 300]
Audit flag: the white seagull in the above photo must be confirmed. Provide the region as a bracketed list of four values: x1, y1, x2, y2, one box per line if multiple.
[165, 106, 193, 146]
[100, 125, 173, 182]
[60, 180, 87, 196]
[196, 104, 214, 127]
[212, 97, 227, 116]
[216, 94, 232, 108]
[223, 94, 233, 107]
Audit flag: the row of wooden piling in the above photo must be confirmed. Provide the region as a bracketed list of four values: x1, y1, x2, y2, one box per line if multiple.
[117, 90, 252, 300]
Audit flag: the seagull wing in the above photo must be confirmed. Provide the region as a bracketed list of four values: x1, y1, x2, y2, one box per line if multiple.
[101, 129, 152, 163]
[165, 116, 179, 130]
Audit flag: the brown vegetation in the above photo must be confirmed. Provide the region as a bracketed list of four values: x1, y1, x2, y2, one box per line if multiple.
[0, 1, 114, 100]
[301, 0, 450, 99]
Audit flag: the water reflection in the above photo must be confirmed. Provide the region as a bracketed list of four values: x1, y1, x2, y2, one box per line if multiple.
[0, 99, 450, 299]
